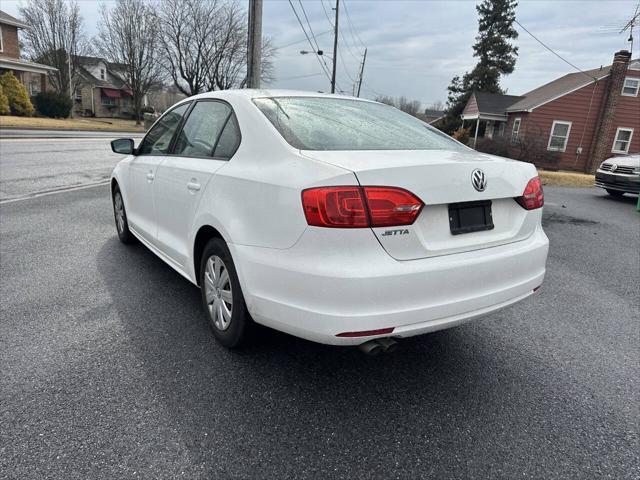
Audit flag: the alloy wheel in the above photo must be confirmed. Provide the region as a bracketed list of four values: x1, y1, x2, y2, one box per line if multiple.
[204, 255, 233, 331]
[114, 192, 125, 233]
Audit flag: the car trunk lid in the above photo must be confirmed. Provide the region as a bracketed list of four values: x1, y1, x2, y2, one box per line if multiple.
[301, 149, 539, 260]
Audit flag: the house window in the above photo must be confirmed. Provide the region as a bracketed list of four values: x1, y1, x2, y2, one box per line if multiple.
[100, 69, 105, 80]
[511, 117, 521, 142]
[612, 127, 634, 153]
[621, 77, 639, 97]
[101, 96, 116, 106]
[547, 120, 572, 152]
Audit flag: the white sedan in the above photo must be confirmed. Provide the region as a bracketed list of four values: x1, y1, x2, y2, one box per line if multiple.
[110, 90, 548, 353]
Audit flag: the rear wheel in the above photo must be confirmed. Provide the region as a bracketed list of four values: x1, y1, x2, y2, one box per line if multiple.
[112, 186, 134, 244]
[199, 238, 252, 348]
[606, 189, 625, 197]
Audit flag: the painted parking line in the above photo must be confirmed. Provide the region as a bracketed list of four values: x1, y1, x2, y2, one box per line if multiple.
[0, 181, 110, 205]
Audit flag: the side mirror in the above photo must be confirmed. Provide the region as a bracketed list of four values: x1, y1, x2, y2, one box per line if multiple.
[111, 138, 135, 155]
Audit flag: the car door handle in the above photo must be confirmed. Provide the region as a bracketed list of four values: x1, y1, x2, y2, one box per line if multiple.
[146, 172, 154, 182]
[187, 181, 201, 192]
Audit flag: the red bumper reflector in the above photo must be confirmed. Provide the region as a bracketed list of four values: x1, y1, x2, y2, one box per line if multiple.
[336, 327, 395, 338]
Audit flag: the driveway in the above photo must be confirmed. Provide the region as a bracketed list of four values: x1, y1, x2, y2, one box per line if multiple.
[0, 141, 638, 478]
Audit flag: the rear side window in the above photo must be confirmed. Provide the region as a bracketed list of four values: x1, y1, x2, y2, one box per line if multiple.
[174, 101, 231, 157]
[253, 96, 464, 152]
[138, 102, 190, 155]
[213, 115, 241, 159]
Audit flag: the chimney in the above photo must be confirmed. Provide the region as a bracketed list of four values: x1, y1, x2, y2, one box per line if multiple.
[588, 50, 632, 172]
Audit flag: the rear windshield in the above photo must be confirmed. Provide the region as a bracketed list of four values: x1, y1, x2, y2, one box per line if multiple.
[253, 96, 464, 151]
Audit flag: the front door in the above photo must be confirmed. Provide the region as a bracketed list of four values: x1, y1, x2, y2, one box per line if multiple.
[154, 100, 241, 267]
[126, 102, 190, 244]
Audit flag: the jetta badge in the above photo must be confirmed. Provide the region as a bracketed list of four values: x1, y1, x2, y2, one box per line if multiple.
[471, 169, 487, 192]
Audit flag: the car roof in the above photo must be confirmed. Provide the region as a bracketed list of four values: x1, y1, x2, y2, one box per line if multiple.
[186, 89, 377, 103]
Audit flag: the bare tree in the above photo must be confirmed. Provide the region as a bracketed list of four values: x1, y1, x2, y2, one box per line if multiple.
[397, 96, 421, 115]
[19, 0, 88, 99]
[428, 100, 444, 111]
[158, 0, 221, 96]
[158, 0, 276, 94]
[96, 0, 162, 124]
[374, 95, 421, 115]
[374, 95, 396, 107]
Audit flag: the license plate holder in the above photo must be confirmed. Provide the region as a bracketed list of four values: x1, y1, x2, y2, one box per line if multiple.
[448, 200, 494, 235]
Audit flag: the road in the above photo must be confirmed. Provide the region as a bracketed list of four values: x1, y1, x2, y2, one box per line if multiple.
[1, 138, 639, 479]
[0, 137, 130, 201]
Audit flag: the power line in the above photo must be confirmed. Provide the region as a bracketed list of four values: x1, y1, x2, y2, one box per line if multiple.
[514, 19, 597, 80]
[298, 0, 334, 79]
[275, 30, 332, 50]
[342, 0, 366, 49]
[320, 0, 334, 28]
[287, 0, 333, 82]
[278, 72, 325, 81]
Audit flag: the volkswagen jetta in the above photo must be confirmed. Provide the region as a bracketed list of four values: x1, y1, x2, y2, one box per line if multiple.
[110, 90, 549, 349]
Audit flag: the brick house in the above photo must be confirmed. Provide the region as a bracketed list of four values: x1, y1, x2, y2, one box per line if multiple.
[0, 10, 57, 96]
[461, 50, 639, 172]
[74, 55, 136, 118]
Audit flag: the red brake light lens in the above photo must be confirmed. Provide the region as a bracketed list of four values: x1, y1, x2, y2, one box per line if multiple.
[302, 186, 423, 228]
[302, 186, 368, 227]
[515, 176, 544, 210]
[362, 187, 423, 227]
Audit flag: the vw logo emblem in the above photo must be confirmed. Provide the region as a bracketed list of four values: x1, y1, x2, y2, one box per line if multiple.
[610, 163, 618, 172]
[471, 169, 487, 192]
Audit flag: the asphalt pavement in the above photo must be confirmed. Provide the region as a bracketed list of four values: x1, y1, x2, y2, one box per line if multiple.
[0, 138, 127, 201]
[0, 141, 638, 479]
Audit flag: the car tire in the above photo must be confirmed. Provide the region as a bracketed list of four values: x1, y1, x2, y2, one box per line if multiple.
[199, 238, 253, 348]
[112, 186, 135, 244]
[606, 189, 625, 197]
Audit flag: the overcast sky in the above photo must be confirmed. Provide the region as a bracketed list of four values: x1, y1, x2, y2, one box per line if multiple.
[2, 0, 638, 108]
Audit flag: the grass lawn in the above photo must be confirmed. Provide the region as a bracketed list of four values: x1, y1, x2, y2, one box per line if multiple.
[0, 115, 145, 132]
[538, 169, 595, 188]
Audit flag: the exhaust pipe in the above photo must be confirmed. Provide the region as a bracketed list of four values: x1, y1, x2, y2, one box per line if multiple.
[358, 340, 384, 356]
[377, 337, 398, 353]
[358, 337, 399, 355]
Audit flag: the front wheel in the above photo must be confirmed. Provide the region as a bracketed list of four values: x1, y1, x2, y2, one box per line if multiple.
[112, 186, 135, 244]
[199, 238, 253, 348]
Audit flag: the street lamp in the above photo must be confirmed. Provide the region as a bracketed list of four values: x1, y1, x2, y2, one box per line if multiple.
[300, 50, 324, 56]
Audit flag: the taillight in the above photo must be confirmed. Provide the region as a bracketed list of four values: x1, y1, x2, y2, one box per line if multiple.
[515, 176, 544, 210]
[302, 186, 423, 228]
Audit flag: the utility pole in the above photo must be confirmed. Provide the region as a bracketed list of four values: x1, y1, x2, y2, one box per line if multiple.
[330, 0, 339, 94]
[247, 0, 263, 88]
[356, 47, 367, 97]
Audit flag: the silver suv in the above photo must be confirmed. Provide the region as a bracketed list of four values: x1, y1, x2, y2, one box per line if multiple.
[595, 154, 640, 196]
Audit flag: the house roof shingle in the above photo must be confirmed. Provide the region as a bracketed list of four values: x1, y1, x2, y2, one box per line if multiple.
[506, 65, 613, 112]
[473, 92, 524, 115]
[0, 10, 29, 29]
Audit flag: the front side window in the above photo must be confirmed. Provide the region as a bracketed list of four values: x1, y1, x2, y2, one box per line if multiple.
[173, 101, 232, 157]
[253, 97, 465, 151]
[612, 127, 634, 153]
[621, 77, 639, 97]
[547, 120, 571, 152]
[137, 102, 190, 155]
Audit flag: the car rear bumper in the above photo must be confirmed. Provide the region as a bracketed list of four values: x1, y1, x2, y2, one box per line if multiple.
[595, 171, 640, 193]
[231, 226, 549, 346]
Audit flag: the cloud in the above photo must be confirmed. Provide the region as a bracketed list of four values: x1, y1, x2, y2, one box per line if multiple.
[3, 0, 637, 107]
